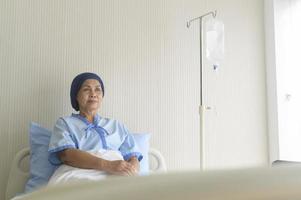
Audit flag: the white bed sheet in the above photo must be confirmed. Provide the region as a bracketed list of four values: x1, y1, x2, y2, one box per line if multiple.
[48, 150, 123, 185]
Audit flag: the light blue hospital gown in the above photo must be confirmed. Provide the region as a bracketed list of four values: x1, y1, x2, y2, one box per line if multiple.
[48, 113, 142, 165]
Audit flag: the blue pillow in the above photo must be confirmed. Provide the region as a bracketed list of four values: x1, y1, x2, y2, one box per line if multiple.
[25, 122, 57, 193]
[132, 133, 150, 175]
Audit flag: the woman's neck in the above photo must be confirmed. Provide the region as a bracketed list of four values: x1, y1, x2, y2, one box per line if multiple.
[79, 111, 97, 123]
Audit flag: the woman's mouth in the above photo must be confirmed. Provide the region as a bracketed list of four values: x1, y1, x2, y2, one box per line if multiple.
[87, 100, 98, 103]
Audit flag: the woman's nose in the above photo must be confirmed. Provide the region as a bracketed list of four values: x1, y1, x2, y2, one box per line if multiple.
[90, 91, 97, 97]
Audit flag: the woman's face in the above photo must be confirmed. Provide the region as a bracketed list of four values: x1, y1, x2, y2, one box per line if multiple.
[76, 79, 103, 113]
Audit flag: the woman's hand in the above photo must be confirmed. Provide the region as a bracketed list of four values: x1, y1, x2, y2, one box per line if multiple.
[128, 156, 140, 174]
[103, 160, 138, 176]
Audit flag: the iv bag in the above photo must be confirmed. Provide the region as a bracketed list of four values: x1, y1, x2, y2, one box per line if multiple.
[204, 18, 224, 69]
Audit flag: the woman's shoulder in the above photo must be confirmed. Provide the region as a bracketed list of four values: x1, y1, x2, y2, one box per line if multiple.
[57, 114, 76, 122]
[55, 114, 84, 126]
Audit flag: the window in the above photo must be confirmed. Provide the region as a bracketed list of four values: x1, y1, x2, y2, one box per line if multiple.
[265, 0, 301, 164]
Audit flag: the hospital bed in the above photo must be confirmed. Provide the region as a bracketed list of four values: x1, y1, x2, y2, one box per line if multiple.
[6, 122, 301, 200]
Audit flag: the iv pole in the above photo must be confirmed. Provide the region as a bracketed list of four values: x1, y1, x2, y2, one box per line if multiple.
[187, 10, 217, 170]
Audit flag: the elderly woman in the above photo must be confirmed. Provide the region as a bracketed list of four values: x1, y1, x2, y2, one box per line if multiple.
[48, 72, 142, 178]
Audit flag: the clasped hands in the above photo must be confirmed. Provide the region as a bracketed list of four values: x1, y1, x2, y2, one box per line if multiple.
[104, 156, 140, 176]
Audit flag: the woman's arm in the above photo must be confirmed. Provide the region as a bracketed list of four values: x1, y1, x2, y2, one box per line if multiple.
[58, 149, 137, 176]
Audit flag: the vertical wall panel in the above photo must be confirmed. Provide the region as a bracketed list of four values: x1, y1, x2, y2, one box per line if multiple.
[203, 0, 268, 169]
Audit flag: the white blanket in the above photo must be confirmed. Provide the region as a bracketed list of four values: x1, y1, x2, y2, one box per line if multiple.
[48, 150, 124, 185]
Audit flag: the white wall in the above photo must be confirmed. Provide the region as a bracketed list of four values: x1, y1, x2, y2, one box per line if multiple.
[0, 0, 267, 199]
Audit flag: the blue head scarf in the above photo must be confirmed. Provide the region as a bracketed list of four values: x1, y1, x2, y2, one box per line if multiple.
[70, 72, 104, 111]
